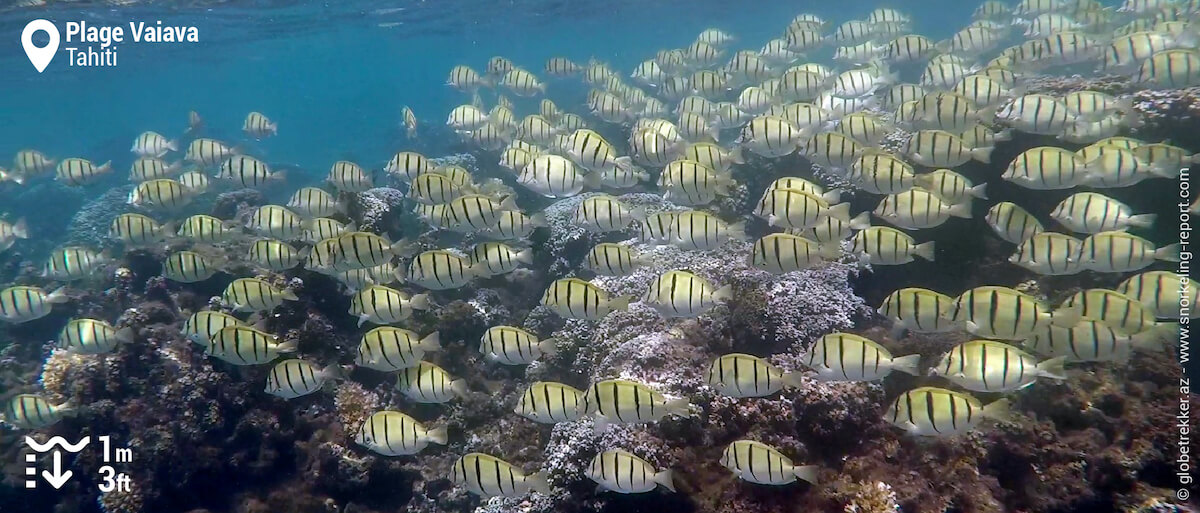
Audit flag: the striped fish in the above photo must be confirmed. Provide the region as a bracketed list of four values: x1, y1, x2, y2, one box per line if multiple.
[355, 411, 448, 456]
[332, 231, 405, 271]
[128, 179, 194, 210]
[707, 353, 802, 398]
[451, 453, 551, 497]
[350, 285, 430, 326]
[1024, 319, 1172, 362]
[55, 158, 112, 186]
[1061, 288, 1167, 335]
[738, 115, 803, 158]
[1134, 49, 1200, 88]
[851, 226, 935, 264]
[469, 242, 533, 276]
[0, 286, 68, 323]
[802, 131, 868, 170]
[407, 250, 485, 290]
[930, 340, 1066, 392]
[128, 157, 181, 182]
[670, 211, 743, 251]
[163, 251, 225, 283]
[642, 270, 731, 318]
[408, 173, 465, 205]
[185, 138, 238, 167]
[885, 387, 1010, 437]
[1118, 271, 1200, 319]
[500, 68, 544, 96]
[247, 239, 306, 271]
[221, 278, 299, 312]
[943, 286, 1081, 340]
[287, 187, 343, 217]
[682, 142, 744, 172]
[131, 131, 177, 157]
[873, 187, 972, 230]
[1008, 232, 1085, 275]
[447, 65, 485, 90]
[755, 188, 851, 230]
[720, 440, 819, 486]
[540, 278, 631, 320]
[396, 361, 468, 403]
[583, 243, 645, 276]
[479, 325, 557, 365]
[13, 149, 56, 176]
[750, 233, 841, 274]
[403, 105, 418, 137]
[1080, 231, 1180, 273]
[182, 310, 244, 345]
[43, 246, 109, 281]
[3, 394, 75, 429]
[480, 211, 546, 240]
[804, 332, 920, 381]
[56, 318, 133, 354]
[514, 382, 586, 423]
[217, 155, 284, 188]
[658, 159, 733, 206]
[584, 379, 690, 427]
[265, 359, 341, 399]
[877, 287, 957, 335]
[356, 328, 441, 371]
[327, 160, 373, 192]
[903, 130, 991, 168]
[914, 169, 987, 205]
[441, 194, 519, 233]
[178, 215, 241, 243]
[177, 171, 209, 193]
[588, 450, 675, 494]
[572, 195, 645, 232]
[247, 205, 305, 240]
[985, 202, 1044, 244]
[447, 105, 490, 131]
[243, 112, 277, 138]
[849, 151, 916, 194]
[206, 325, 296, 365]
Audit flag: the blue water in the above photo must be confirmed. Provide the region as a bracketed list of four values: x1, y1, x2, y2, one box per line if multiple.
[0, 0, 974, 176]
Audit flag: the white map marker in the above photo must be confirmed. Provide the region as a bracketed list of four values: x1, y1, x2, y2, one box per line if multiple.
[22, 19, 59, 73]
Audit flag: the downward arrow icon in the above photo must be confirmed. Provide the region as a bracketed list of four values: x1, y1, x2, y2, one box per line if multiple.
[41, 451, 72, 489]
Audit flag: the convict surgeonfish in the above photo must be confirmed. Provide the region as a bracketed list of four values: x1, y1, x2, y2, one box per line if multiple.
[514, 381, 586, 424]
[985, 202, 1044, 244]
[0, 286, 69, 323]
[885, 387, 1010, 437]
[243, 111, 278, 139]
[707, 353, 803, 398]
[247, 239, 306, 271]
[450, 453, 551, 498]
[750, 233, 841, 274]
[287, 187, 343, 217]
[217, 155, 285, 188]
[573, 195, 645, 232]
[1060, 288, 1172, 336]
[356, 411, 448, 456]
[582, 243, 647, 276]
[131, 131, 177, 157]
[163, 250, 225, 283]
[327, 161, 373, 192]
[178, 215, 242, 244]
[720, 440, 819, 486]
[185, 138, 239, 167]
[42, 246, 110, 281]
[588, 449, 676, 494]
[479, 326, 558, 365]
[56, 318, 133, 355]
[540, 278, 631, 321]
[929, 340, 1067, 393]
[396, 361, 468, 403]
[1117, 271, 1200, 319]
[182, 310, 244, 345]
[406, 250, 487, 290]
[942, 286, 1081, 340]
[128, 178, 195, 210]
[804, 332, 921, 381]
[584, 379, 690, 428]
[247, 205, 306, 241]
[349, 285, 430, 327]
[1079, 231, 1180, 273]
[355, 328, 440, 371]
[221, 278, 299, 312]
[206, 325, 296, 365]
[850, 226, 935, 265]
[1023, 319, 1173, 362]
[641, 270, 732, 318]
[264, 359, 342, 399]
[3, 394, 76, 429]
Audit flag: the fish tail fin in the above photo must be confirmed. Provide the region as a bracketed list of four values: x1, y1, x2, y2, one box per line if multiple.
[781, 370, 805, 389]
[277, 340, 299, 353]
[607, 295, 632, 312]
[728, 145, 745, 164]
[450, 379, 470, 398]
[538, 337, 559, 357]
[1155, 243, 1182, 262]
[848, 211, 871, 230]
[712, 284, 734, 303]
[825, 202, 852, 221]
[665, 397, 691, 417]
[55, 402, 78, 418]
[269, 170, 287, 182]
[792, 465, 819, 485]
[1050, 305, 1082, 327]
[888, 354, 922, 376]
[114, 327, 136, 344]
[527, 472, 553, 494]
[282, 288, 300, 301]
[420, 331, 442, 351]
[913, 241, 936, 261]
[581, 171, 603, 189]
[425, 425, 449, 445]
[390, 239, 421, 258]
[12, 218, 29, 239]
[947, 202, 973, 219]
[982, 398, 1012, 422]
[818, 243, 843, 260]
[1036, 356, 1068, 381]
[726, 222, 746, 241]
[653, 469, 677, 492]
[1126, 213, 1156, 229]
[968, 183, 988, 200]
[970, 146, 994, 164]
[46, 286, 70, 304]
[629, 206, 647, 223]
[409, 293, 431, 310]
[1150, 161, 1179, 179]
[529, 212, 548, 227]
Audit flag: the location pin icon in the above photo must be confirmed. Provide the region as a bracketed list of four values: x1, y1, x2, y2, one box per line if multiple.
[22, 19, 59, 73]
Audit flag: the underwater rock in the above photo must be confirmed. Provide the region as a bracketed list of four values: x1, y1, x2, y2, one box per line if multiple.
[350, 187, 406, 235]
[66, 185, 136, 250]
